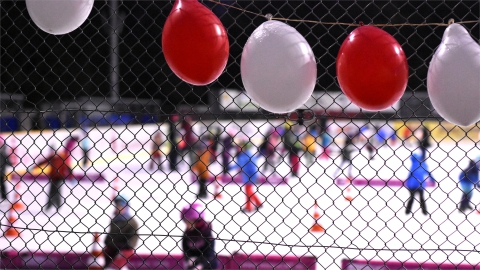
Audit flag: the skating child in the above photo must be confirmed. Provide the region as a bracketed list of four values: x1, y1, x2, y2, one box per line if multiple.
[192, 136, 213, 199]
[181, 203, 217, 270]
[458, 160, 479, 212]
[0, 141, 10, 200]
[405, 153, 436, 215]
[167, 114, 181, 171]
[182, 116, 197, 166]
[104, 195, 139, 269]
[149, 131, 164, 171]
[360, 125, 376, 161]
[318, 117, 332, 160]
[80, 128, 90, 168]
[282, 123, 302, 177]
[303, 125, 318, 167]
[221, 130, 235, 175]
[231, 140, 262, 213]
[30, 137, 77, 211]
[259, 128, 279, 173]
[332, 132, 356, 180]
[419, 125, 431, 159]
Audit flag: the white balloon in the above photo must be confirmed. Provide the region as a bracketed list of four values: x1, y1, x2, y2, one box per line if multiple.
[241, 21, 317, 113]
[427, 23, 480, 126]
[26, 0, 94, 35]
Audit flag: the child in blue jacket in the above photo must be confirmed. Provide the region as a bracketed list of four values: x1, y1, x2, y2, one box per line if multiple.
[458, 160, 479, 212]
[405, 153, 435, 215]
[231, 141, 262, 213]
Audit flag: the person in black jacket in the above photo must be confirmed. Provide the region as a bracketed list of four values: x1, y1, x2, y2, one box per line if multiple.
[419, 125, 432, 159]
[104, 195, 139, 269]
[181, 203, 217, 270]
[0, 142, 11, 200]
[168, 114, 181, 171]
[259, 128, 278, 173]
[221, 130, 235, 175]
[333, 132, 357, 180]
[282, 123, 302, 177]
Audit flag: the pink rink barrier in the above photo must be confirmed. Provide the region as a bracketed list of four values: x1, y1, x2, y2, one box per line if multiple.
[1, 250, 316, 269]
[193, 174, 288, 185]
[342, 259, 480, 270]
[336, 178, 436, 188]
[8, 172, 105, 182]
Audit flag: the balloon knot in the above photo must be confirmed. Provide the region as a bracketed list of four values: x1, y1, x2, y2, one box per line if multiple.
[359, 21, 364, 26]
[448, 18, 454, 25]
[265, 13, 273, 21]
[286, 109, 315, 125]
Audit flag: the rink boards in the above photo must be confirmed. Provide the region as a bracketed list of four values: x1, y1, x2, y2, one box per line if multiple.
[1, 250, 316, 270]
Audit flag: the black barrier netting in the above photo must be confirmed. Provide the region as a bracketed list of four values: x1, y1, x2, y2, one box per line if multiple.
[1, 1, 480, 269]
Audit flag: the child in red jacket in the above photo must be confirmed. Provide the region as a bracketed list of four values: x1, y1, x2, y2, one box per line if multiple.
[30, 137, 77, 211]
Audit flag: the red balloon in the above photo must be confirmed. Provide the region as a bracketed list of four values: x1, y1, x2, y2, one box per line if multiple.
[162, 0, 229, 86]
[336, 25, 408, 111]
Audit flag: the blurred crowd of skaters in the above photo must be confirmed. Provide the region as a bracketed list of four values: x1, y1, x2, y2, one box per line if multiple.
[0, 116, 479, 269]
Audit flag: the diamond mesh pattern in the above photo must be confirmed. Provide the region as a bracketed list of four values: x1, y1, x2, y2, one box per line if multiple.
[1, 1, 480, 269]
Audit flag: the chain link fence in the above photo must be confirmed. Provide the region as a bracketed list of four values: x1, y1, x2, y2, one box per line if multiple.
[1, 0, 480, 269]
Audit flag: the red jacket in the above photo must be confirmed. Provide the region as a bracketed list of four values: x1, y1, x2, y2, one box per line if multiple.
[36, 152, 72, 181]
[182, 121, 194, 146]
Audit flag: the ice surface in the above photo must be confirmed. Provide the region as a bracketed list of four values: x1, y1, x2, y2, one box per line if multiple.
[1, 121, 479, 269]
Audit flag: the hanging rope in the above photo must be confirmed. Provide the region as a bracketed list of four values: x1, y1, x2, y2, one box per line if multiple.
[207, 0, 479, 27]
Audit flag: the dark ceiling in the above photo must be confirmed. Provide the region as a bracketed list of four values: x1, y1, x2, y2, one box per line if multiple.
[1, 1, 479, 113]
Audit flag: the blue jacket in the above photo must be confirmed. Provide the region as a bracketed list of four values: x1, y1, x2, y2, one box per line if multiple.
[459, 161, 479, 186]
[406, 154, 433, 190]
[308, 128, 319, 137]
[232, 149, 259, 184]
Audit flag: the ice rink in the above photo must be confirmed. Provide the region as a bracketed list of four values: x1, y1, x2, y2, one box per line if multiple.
[1, 120, 480, 269]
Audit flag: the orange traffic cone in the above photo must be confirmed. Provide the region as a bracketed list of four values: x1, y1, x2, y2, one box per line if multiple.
[88, 232, 104, 270]
[214, 175, 222, 199]
[4, 207, 20, 238]
[111, 178, 120, 200]
[310, 201, 324, 233]
[12, 181, 25, 212]
[345, 178, 354, 202]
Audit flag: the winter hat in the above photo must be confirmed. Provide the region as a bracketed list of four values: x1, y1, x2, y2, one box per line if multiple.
[114, 194, 129, 208]
[181, 203, 204, 221]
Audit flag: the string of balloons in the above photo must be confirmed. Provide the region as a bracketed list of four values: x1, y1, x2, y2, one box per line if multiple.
[207, 0, 478, 27]
[25, 0, 480, 126]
